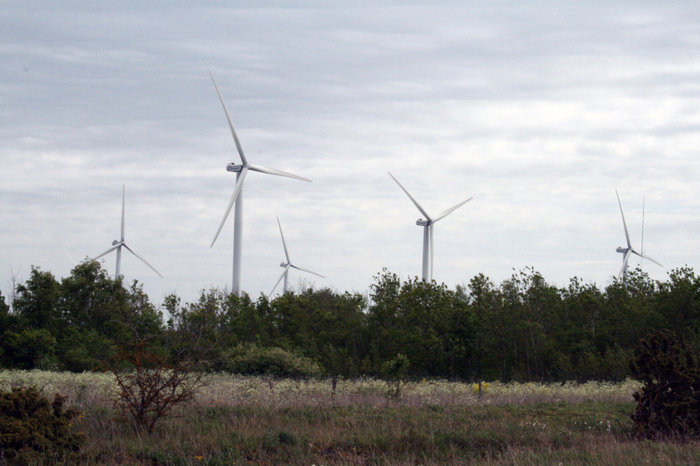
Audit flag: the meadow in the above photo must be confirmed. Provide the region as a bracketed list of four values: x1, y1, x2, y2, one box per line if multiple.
[2, 370, 699, 465]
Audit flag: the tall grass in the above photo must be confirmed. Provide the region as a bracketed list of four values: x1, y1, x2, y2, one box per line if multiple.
[0, 370, 640, 409]
[1, 370, 697, 465]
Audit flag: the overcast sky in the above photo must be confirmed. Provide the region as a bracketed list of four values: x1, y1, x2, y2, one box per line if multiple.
[2, 1, 699, 305]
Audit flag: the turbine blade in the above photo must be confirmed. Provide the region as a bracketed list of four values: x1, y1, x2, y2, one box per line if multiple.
[248, 164, 311, 182]
[211, 166, 249, 247]
[277, 217, 291, 263]
[121, 185, 126, 242]
[388, 172, 431, 221]
[62, 245, 77, 266]
[269, 267, 289, 296]
[94, 244, 120, 261]
[289, 264, 325, 278]
[209, 72, 248, 165]
[433, 197, 473, 223]
[122, 244, 163, 278]
[615, 189, 632, 249]
[632, 249, 663, 267]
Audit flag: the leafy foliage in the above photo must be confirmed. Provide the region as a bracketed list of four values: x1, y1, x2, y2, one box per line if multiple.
[0, 386, 84, 463]
[630, 329, 700, 438]
[4, 260, 700, 384]
[222, 344, 322, 378]
[381, 353, 410, 398]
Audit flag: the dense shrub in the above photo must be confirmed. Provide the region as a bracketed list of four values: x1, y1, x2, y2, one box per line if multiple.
[630, 329, 700, 438]
[0, 386, 84, 463]
[222, 344, 322, 378]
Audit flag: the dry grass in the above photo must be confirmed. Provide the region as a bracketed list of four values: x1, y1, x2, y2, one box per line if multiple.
[1, 370, 697, 465]
[0, 370, 640, 410]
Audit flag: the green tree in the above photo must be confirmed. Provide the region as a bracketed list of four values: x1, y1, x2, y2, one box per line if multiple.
[55, 261, 163, 370]
[368, 272, 474, 378]
[366, 269, 403, 373]
[166, 288, 230, 369]
[13, 267, 60, 333]
[655, 267, 700, 346]
[462, 273, 501, 381]
[2, 328, 56, 369]
[0, 291, 17, 366]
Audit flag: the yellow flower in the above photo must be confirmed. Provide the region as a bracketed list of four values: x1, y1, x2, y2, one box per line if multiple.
[194, 455, 204, 462]
[472, 382, 489, 394]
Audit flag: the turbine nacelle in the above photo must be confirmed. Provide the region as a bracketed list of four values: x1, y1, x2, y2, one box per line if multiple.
[226, 163, 243, 172]
[416, 219, 431, 226]
[616, 246, 627, 253]
[280, 261, 288, 268]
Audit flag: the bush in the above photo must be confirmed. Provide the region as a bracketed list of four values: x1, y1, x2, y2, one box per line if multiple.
[223, 344, 322, 379]
[2, 329, 56, 370]
[0, 386, 84, 463]
[381, 353, 410, 399]
[630, 329, 700, 438]
[110, 340, 204, 434]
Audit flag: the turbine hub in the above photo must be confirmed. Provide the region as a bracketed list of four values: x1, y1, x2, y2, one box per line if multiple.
[226, 163, 243, 172]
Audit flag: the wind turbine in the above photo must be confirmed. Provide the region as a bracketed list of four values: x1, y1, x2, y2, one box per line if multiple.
[269, 217, 324, 296]
[94, 185, 162, 279]
[615, 189, 661, 281]
[208, 73, 311, 296]
[388, 172, 472, 281]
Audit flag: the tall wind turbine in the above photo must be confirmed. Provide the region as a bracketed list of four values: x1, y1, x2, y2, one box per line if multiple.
[269, 217, 324, 296]
[94, 185, 162, 279]
[388, 172, 472, 281]
[208, 73, 311, 296]
[615, 189, 661, 281]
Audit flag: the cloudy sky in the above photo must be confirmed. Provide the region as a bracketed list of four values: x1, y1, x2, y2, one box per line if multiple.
[2, 1, 699, 305]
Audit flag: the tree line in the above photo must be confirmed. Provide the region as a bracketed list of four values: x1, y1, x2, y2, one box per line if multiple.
[1, 260, 698, 382]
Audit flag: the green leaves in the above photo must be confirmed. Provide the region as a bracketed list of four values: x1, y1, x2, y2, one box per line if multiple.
[631, 329, 700, 438]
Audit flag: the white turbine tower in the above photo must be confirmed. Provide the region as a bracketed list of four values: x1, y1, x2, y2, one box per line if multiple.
[269, 217, 324, 296]
[94, 185, 162, 279]
[208, 73, 311, 296]
[388, 172, 472, 281]
[615, 189, 662, 281]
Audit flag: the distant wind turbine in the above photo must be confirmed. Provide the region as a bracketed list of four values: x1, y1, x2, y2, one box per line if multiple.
[615, 189, 661, 281]
[94, 185, 162, 279]
[208, 73, 311, 296]
[640, 194, 645, 271]
[269, 217, 324, 296]
[388, 172, 472, 281]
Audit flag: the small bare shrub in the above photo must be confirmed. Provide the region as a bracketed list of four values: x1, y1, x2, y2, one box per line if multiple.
[0, 386, 84, 463]
[109, 340, 204, 434]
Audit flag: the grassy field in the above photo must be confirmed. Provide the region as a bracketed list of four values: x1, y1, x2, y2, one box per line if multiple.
[2, 371, 699, 465]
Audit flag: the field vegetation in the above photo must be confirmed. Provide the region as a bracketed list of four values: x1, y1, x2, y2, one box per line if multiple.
[1, 371, 699, 464]
[2, 261, 700, 463]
